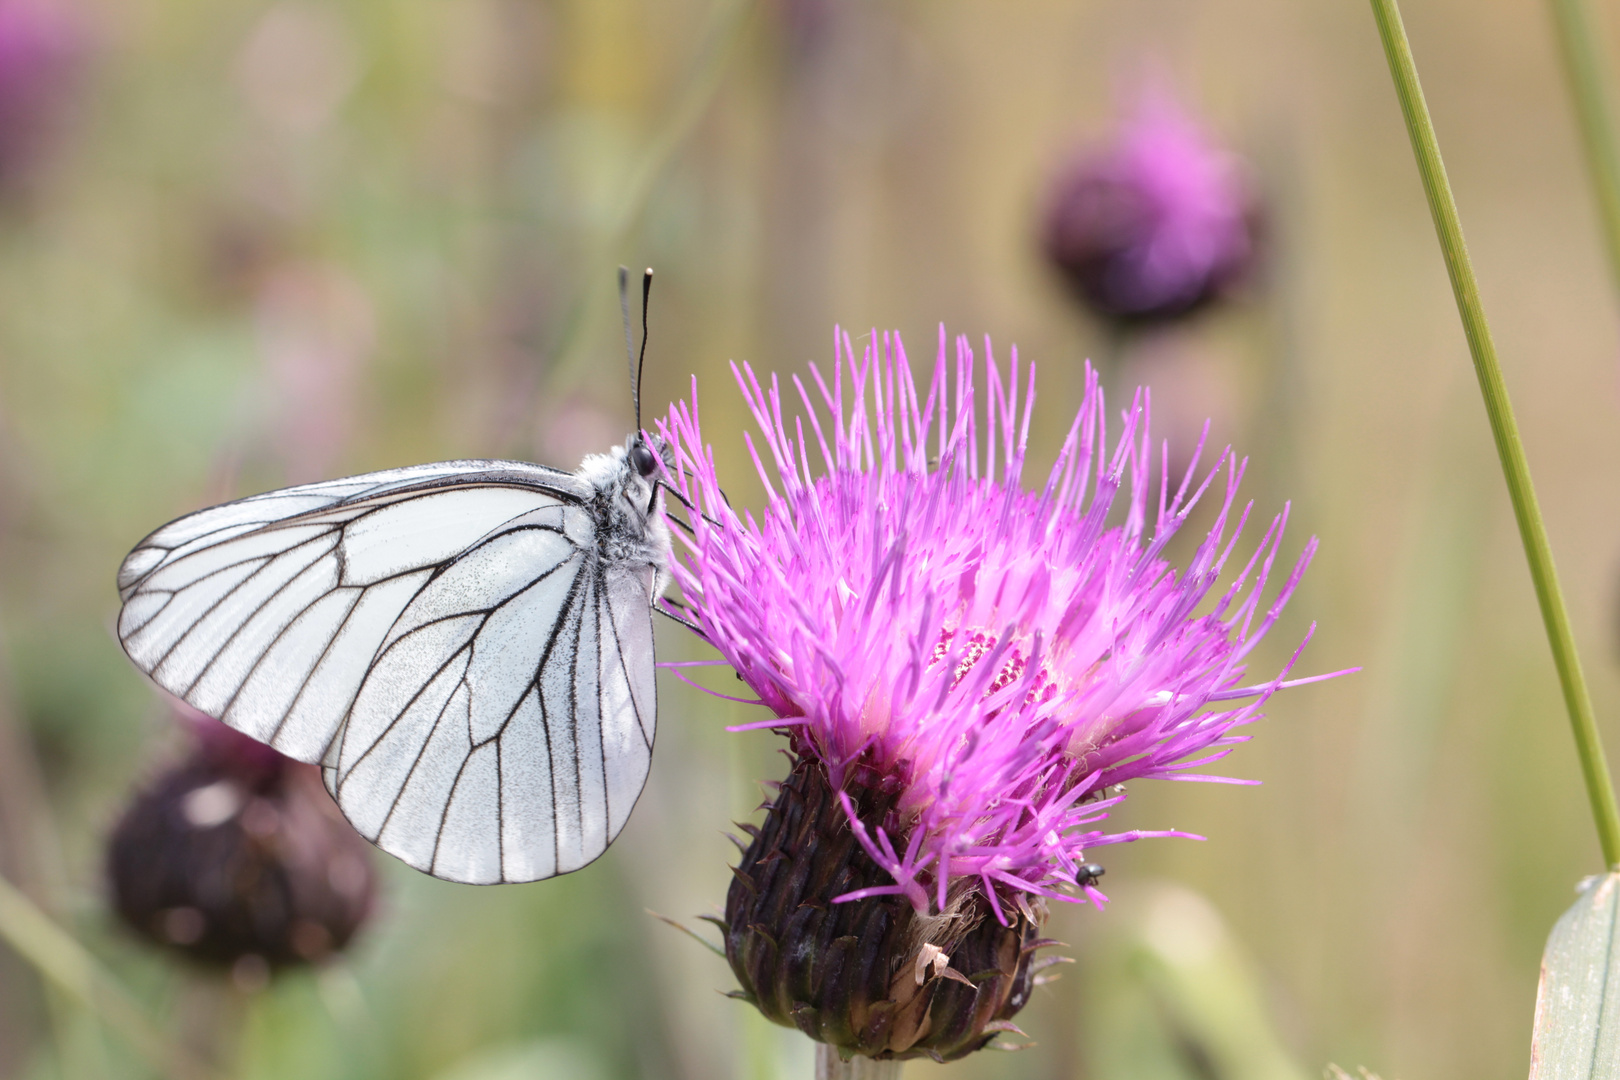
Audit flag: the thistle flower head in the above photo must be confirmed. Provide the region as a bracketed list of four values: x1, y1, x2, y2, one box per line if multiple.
[1042, 85, 1257, 324]
[660, 328, 1321, 917]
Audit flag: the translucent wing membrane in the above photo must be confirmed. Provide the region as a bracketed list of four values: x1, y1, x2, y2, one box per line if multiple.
[116, 458, 660, 884]
[328, 553, 657, 883]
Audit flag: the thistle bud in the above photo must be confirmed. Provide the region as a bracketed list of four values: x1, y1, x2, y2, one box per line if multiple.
[1041, 87, 1258, 326]
[724, 756, 1047, 1063]
[107, 713, 375, 984]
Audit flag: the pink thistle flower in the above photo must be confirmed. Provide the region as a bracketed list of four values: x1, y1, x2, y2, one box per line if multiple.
[660, 327, 1331, 917]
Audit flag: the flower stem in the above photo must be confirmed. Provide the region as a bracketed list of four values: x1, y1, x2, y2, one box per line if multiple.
[0, 873, 220, 1080]
[814, 1046, 904, 1080]
[1368, 0, 1620, 868]
[1547, 0, 1620, 294]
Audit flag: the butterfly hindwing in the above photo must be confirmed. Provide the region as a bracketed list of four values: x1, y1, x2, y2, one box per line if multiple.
[599, 565, 657, 839]
[326, 504, 659, 884]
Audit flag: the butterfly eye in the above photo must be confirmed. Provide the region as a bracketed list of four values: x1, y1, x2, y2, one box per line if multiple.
[629, 440, 659, 477]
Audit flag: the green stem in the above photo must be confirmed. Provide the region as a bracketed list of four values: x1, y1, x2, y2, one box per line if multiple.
[0, 873, 220, 1080]
[1547, 0, 1620, 294]
[1368, 0, 1620, 868]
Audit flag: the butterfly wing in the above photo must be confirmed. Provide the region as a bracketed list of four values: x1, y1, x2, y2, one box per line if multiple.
[117, 459, 662, 883]
[117, 460, 587, 765]
[327, 535, 658, 883]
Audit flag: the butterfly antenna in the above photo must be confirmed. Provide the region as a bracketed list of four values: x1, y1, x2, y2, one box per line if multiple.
[618, 266, 639, 431]
[636, 268, 653, 433]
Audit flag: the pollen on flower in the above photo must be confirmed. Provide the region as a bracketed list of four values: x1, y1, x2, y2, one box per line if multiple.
[658, 325, 1341, 920]
[930, 628, 1059, 706]
[930, 628, 1001, 686]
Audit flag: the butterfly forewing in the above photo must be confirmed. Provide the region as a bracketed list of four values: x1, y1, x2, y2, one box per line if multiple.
[116, 457, 661, 885]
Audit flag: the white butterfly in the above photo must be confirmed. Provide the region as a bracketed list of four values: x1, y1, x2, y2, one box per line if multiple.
[116, 271, 675, 885]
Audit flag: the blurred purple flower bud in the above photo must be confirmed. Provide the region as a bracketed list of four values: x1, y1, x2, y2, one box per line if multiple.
[0, 0, 84, 191]
[659, 328, 1339, 1061]
[107, 708, 376, 986]
[1042, 87, 1258, 326]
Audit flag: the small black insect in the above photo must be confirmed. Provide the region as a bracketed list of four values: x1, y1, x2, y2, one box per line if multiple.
[1076, 862, 1106, 888]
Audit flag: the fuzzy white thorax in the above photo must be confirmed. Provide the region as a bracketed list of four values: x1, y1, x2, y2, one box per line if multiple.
[577, 437, 671, 597]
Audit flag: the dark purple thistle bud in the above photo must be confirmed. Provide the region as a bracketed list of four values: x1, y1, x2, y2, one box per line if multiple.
[1041, 88, 1258, 326]
[724, 755, 1048, 1062]
[0, 0, 84, 192]
[107, 711, 376, 984]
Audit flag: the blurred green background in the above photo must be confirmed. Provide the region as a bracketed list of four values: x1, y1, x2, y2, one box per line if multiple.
[0, 0, 1617, 1077]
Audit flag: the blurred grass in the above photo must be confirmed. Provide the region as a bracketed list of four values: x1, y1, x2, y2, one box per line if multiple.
[0, 0, 1617, 1078]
